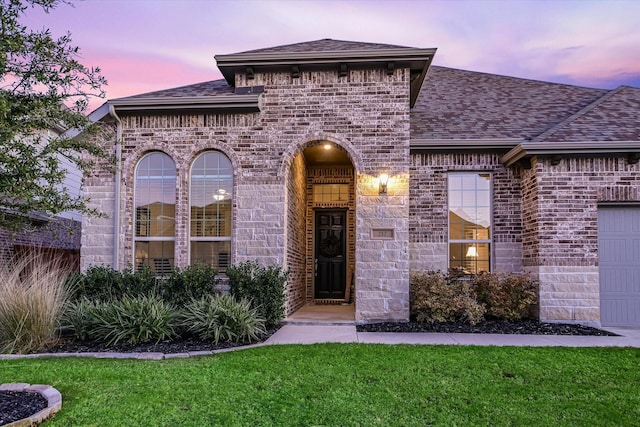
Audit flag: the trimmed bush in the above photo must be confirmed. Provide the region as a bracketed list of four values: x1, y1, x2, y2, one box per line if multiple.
[161, 264, 218, 306]
[69, 264, 219, 307]
[227, 261, 288, 328]
[181, 294, 266, 344]
[67, 265, 157, 302]
[0, 254, 71, 354]
[63, 295, 179, 346]
[471, 272, 538, 321]
[410, 271, 485, 325]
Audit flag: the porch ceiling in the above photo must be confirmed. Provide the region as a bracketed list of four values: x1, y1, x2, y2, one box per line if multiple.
[303, 144, 352, 166]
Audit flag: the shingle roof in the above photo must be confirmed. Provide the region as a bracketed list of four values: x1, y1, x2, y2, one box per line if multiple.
[411, 66, 608, 140]
[121, 79, 234, 100]
[234, 38, 413, 54]
[534, 86, 640, 142]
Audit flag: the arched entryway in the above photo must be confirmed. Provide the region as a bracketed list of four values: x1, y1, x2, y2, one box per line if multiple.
[283, 139, 358, 320]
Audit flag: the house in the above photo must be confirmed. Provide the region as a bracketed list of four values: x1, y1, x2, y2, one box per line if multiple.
[82, 39, 640, 326]
[0, 125, 82, 270]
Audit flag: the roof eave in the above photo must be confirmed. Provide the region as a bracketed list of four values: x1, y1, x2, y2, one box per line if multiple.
[215, 48, 437, 107]
[109, 94, 261, 113]
[501, 141, 640, 167]
[215, 48, 437, 67]
[411, 138, 523, 151]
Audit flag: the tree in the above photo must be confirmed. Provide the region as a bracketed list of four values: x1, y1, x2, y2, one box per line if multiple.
[0, 0, 108, 232]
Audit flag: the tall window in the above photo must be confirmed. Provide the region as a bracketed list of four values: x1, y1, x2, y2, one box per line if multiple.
[134, 152, 176, 274]
[190, 151, 233, 271]
[448, 173, 491, 273]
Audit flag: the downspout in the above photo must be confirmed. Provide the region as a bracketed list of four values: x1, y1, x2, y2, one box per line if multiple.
[108, 104, 122, 270]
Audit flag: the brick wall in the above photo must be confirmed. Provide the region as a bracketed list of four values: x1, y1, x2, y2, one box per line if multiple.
[83, 67, 412, 322]
[285, 152, 307, 315]
[409, 152, 523, 273]
[526, 156, 640, 323]
[1, 217, 81, 268]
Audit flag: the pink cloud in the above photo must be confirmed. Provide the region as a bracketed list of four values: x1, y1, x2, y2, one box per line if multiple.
[79, 48, 223, 111]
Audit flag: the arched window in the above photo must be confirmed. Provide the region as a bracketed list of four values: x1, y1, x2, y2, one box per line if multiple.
[134, 152, 176, 274]
[190, 151, 233, 271]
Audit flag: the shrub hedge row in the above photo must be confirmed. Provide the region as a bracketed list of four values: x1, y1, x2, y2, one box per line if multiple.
[1, 260, 288, 353]
[61, 261, 287, 346]
[410, 271, 538, 325]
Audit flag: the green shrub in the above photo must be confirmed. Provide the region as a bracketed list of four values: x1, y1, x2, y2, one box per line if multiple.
[471, 272, 538, 320]
[410, 271, 485, 325]
[0, 254, 71, 354]
[63, 298, 103, 342]
[66, 295, 179, 346]
[161, 264, 218, 306]
[67, 265, 157, 302]
[227, 261, 288, 328]
[181, 294, 266, 344]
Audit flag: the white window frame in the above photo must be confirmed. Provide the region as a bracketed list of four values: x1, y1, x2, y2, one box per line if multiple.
[133, 152, 177, 274]
[188, 151, 233, 270]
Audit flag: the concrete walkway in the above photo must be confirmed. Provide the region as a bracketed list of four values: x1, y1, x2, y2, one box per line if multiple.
[2, 325, 639, 361]
[265, 324, 640, 347]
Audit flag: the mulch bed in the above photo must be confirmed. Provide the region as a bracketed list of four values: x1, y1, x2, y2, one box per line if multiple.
[357, 319, 618, 336]
[0, 391, 47, 426]
[41, 326, 281, 355]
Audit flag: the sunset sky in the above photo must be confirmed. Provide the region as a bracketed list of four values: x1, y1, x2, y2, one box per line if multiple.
[21, 0, 640, 111]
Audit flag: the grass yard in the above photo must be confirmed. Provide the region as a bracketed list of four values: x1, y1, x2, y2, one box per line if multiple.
[1, 344, 639, 426]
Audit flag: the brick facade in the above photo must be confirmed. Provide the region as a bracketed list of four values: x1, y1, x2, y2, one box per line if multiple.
[409, 152, 523, 273]
[523, 156, 640, 323]
[80, 40, 640, 325]
[83, 68, 412, 322]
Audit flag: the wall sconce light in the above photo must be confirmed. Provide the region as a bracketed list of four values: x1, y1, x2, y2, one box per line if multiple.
[379, 174, 389, 194]
[466, 245, 478, 258]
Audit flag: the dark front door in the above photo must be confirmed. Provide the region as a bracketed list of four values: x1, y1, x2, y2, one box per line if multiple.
[315, 210, 347, 299]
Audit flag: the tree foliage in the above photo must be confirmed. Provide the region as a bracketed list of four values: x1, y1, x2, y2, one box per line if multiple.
[0, 0, 108, 232]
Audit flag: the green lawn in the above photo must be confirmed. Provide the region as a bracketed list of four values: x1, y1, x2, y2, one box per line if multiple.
[2, 344, 639, 426]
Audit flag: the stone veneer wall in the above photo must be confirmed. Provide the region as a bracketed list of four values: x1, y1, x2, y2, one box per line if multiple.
[524, 156, 640, 323]
[409, 152, 523, 273]
[82, 68, 412, 322]
[81, 122, 117, 269]
[285, 152, 307, 315]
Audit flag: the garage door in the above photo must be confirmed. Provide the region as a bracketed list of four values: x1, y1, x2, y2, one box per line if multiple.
[598, 206, 640, 327]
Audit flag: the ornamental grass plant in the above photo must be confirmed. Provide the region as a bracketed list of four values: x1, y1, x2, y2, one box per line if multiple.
[0, 253, 72, 354]
[180, 294, 266, 344]
[64, 295, 180, 346]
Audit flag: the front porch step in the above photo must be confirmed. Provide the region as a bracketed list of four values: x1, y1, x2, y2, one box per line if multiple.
[283, 319, 356, 326]
[285, 303, 356, 325]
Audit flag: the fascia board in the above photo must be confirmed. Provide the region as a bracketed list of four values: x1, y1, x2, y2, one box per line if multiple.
[215, 48, 437, 66]
[501, 141, 640, 166]
[109, 94, 260, 112]
[411, 138, 523, 151]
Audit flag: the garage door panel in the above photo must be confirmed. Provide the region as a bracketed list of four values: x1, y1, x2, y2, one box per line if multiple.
[602, 300, 640, 325]
[599, 207, 640, 327]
